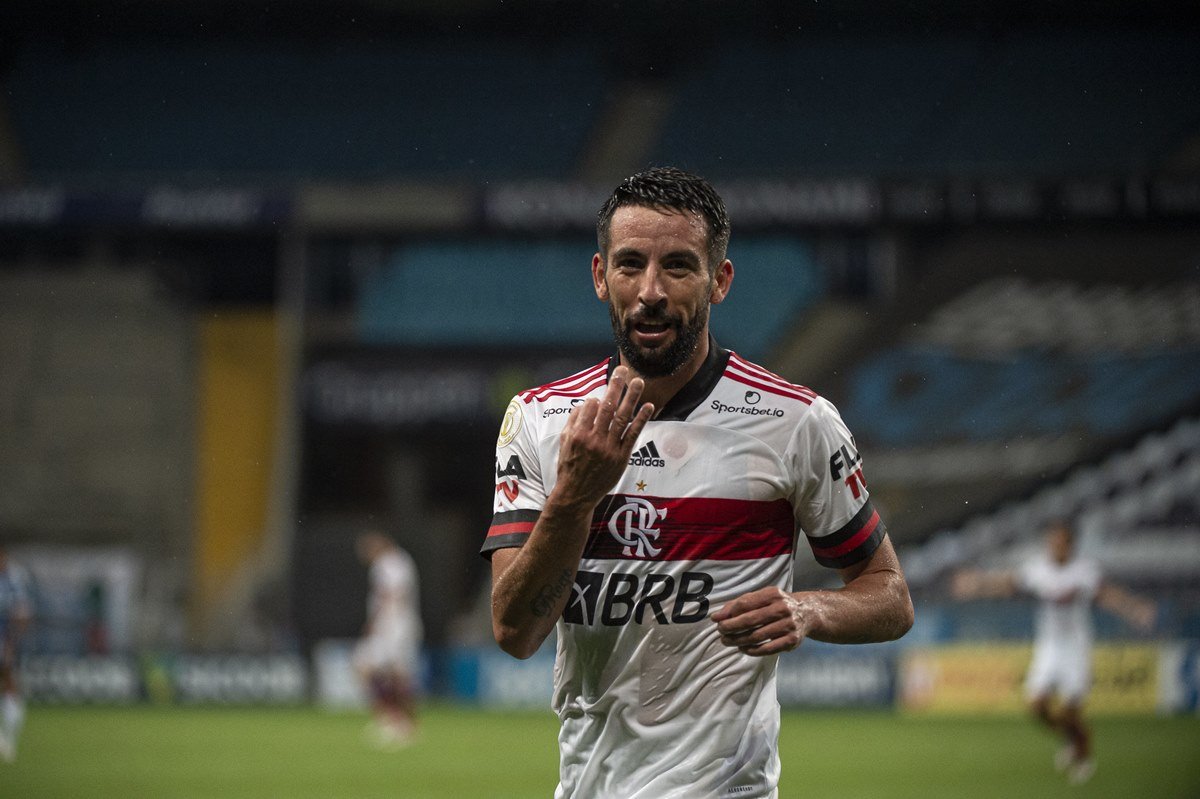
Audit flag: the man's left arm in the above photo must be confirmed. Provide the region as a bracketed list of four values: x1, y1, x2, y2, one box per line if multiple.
[1095, 580, 1157, 632]
[713, 535, 913, 656]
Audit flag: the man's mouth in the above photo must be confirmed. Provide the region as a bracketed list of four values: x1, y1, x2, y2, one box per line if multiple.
[630, 318, 675, 346]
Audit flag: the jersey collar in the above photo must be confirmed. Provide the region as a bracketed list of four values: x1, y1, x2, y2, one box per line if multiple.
[606, 334, 731, 422]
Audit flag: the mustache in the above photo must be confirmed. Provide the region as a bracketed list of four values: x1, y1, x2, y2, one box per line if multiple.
[626, 306, 681, 326]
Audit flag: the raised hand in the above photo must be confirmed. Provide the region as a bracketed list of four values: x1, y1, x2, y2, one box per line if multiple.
[553, 366, 654, 511]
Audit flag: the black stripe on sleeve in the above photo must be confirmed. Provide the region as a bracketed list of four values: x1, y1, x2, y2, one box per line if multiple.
[804, 500, 876, 549]
[479, 509, 541, 559]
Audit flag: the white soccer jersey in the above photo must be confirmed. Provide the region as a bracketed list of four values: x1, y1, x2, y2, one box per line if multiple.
[1018, 553, 1101, 700]
[358, 549, 422, 675]
[482, 340, 885, 799]
[1019, 554, 1101, 653]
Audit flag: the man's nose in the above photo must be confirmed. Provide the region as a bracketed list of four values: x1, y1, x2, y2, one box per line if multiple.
[637, 264, 668, 307]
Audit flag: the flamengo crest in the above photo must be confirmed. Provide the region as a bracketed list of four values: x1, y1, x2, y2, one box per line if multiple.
[608, 497, 666, 558]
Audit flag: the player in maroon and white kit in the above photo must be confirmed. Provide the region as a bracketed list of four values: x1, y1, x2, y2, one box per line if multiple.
[484, 167, 913, 798]
[953, 520, 1156, 785]
[354, 530, 422, 749]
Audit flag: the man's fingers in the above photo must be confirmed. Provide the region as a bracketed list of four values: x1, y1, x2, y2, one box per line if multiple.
[622, 399, 654, 442]
[734, 634, 802, 657]
[720, 618, 796, 648]
[611, 376, 647, 435]
[714, 604, 788, 636]
[570, 396, 599, 429]
[595, 367, 629, 427]
[718, 617, 804, 656]
[711, 588, 779, 622]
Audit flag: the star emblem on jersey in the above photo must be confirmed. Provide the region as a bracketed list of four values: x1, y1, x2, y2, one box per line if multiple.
[607, 497, 666, 558]
[628, 441, 666, 468]
[635, 480, 647, 492]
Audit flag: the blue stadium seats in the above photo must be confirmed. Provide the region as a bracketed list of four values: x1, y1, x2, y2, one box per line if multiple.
[652, 31, 1200, 177]
[655, 35, 984, 176]
[9, 30, 1195, 182]
[357, 236, 823, 361]
[843, 348, 1200, 447]
[6, 41, 605, 180]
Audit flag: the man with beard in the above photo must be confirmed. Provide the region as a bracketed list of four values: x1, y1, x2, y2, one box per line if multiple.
[483, 167, 913, 799]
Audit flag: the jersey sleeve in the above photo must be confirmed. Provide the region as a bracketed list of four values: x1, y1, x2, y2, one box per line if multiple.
[789, 397, 886, 569]
[1015, 560, 1036, 594]
[480, 395, 547, 559]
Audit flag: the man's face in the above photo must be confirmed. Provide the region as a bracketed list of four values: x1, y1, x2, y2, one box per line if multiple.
[593, 205, 731, 378]
[1048, 525, 1074, 564]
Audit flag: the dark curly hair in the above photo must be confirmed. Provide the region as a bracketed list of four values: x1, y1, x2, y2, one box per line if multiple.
[596, 167, 731, 271]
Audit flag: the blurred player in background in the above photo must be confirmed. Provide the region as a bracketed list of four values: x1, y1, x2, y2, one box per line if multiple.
[484, 167, 913, 798]
[0, 544, 33, 763]
[952, 519, 1157, 785]
[354, 530, 422, 750]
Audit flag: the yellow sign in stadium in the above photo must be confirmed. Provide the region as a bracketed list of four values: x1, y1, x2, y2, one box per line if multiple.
[900, 644, 1160, 716]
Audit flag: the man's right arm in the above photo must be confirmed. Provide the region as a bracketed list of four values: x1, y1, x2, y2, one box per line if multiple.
[490, 367, 652, 659]
[490, 503, 598, 659]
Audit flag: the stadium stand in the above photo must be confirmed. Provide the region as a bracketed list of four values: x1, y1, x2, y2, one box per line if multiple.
[8, 30, 1197, 184]
[653, 31, 1200, 177]
[0, 267, 193, 550]
[900, 416, 1200, 589]
[4, 40, 606, 182]
[0, 266, 195, 651]
[356, 235, 823, 362]
[916, 278, 1200, 355]
[837, 276, 1200, 449]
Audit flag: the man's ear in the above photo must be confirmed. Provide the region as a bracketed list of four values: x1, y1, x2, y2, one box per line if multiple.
[592, 253, 609, 301]
[710, 259, 734, 304]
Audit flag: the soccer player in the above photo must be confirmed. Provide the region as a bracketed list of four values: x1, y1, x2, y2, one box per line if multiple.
[353, 530, 423, 749]
[0, 545, 33, 763]
[952, 519, 1157, 785]
[483, 167, 914, 798]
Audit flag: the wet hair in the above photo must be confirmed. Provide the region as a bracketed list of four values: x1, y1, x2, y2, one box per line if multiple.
[596, 166, 731, 271]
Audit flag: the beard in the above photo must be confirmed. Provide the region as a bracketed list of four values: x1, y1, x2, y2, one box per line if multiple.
[609, 301, 709, 378]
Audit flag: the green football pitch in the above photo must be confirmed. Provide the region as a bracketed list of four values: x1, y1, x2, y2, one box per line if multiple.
[2, 704, 1198, 798]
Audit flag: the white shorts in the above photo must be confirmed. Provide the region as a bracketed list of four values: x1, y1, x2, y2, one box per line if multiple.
[1025, 645, 1091, 703]
[353, 624, 418, 677]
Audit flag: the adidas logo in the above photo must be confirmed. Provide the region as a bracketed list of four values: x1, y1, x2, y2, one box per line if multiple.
[629, 441, 666, 468]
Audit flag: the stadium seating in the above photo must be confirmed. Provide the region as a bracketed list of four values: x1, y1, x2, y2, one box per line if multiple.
[917, 278, 1200, 355]
[356, 235, 823, 362]
[8, 30, 1197, 183]
[839, 278, 1200, 448]
[0, 268, 193, 549]
[900, 416, 1200, 588]
[653, 31, 1200, 177]
[5, 40, 606, 181]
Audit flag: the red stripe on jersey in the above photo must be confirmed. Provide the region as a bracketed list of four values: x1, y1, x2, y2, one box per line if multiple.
[584, 495, 794, 561]
[522, 361, 608, 403]
[725, 371, 815, 405]
[533, 361, 606, 393]
[729, 353, 814, 387]
[536, 376, 607, 402]
[487, 520, 535, 537]
[727, 356, 817, 400]
[809, 510, 880, 559]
